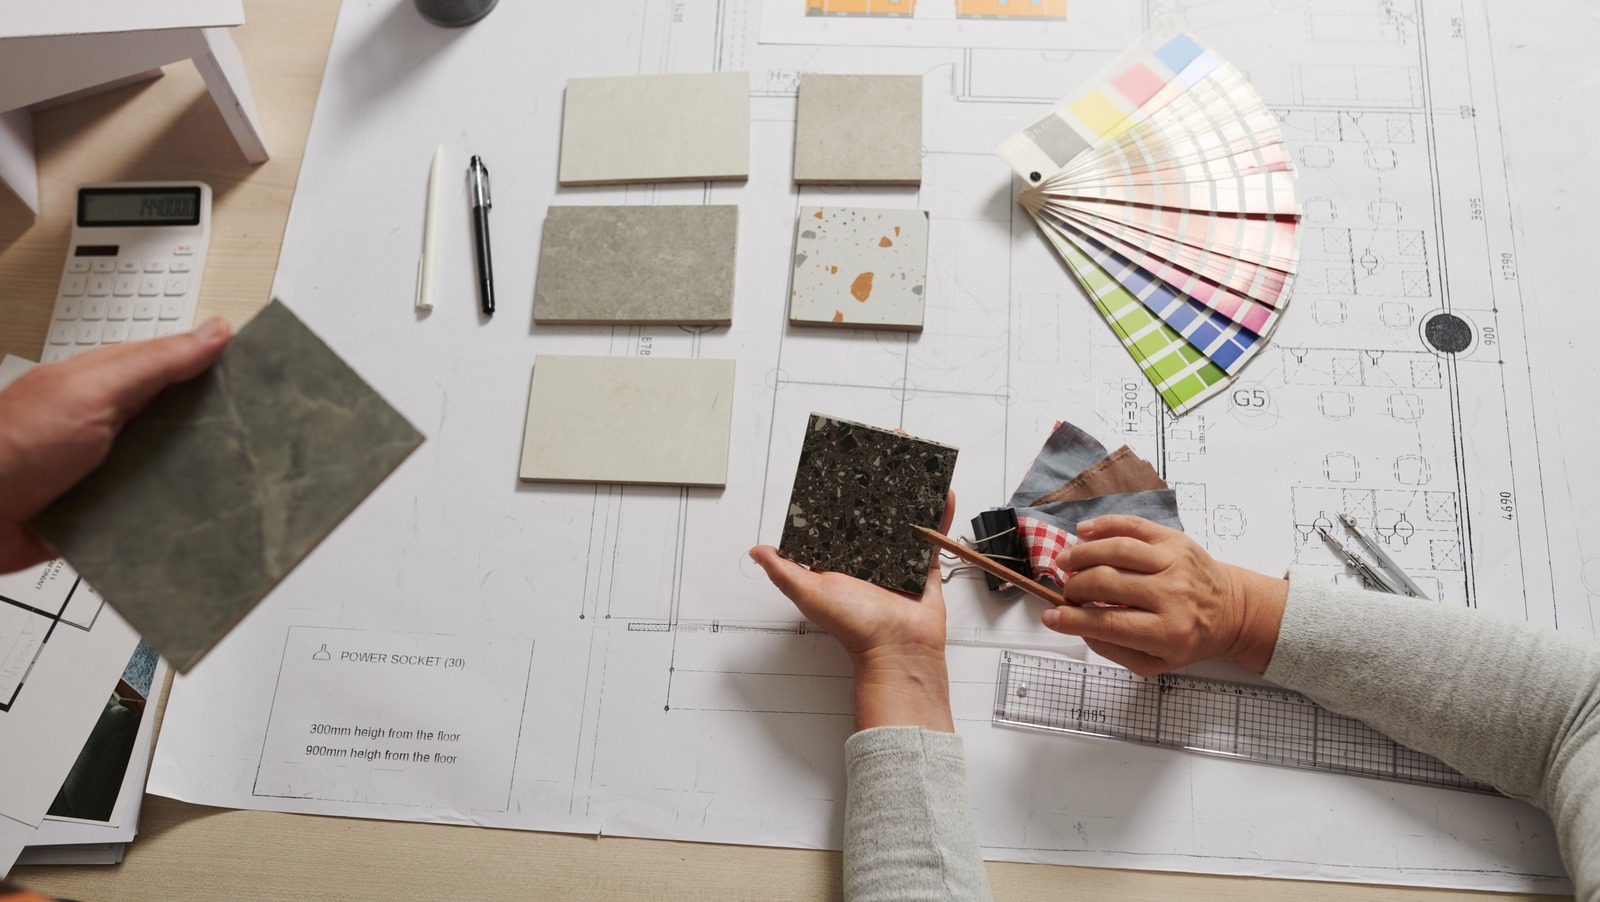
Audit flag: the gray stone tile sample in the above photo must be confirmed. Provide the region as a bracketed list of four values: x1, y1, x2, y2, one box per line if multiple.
[791, 207, 929, 331]
[32, 300, 424, 673]
[559, 72, 750, 186]
[794, 74, 922, 185]
[778, 413, 957, 594]
[534, 205, 738, 326]
[519, 355, 735, 487]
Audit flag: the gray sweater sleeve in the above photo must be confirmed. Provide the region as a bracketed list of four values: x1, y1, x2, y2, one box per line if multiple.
[843, 726, 994, 902]
[1265, 571, 1600, 899]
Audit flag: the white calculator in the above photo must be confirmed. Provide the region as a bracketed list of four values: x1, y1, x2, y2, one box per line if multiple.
[40, 182, 212, 363]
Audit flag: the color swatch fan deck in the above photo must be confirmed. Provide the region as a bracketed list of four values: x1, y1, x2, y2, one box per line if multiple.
[997, 33, 1301, 415]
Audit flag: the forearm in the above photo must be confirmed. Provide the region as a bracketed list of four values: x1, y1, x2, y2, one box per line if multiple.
[844, 727, 993, 902]
[1264, 571, 1600, 895]
[852, 649, 953, 733]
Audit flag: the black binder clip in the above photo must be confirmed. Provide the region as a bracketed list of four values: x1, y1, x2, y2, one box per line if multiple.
[969, 508, 1032, 592]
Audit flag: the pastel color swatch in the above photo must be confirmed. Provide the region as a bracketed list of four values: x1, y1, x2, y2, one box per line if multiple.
[1067, 91, 1129, 139]
[998, 32, 1301, 415]
[1111, 63, 1166, 106]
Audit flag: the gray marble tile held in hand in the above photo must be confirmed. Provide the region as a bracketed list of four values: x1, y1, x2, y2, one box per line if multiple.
[778, 413, 957, 594]
[32, 300, 424, 673]
[534, 205, 738, 325]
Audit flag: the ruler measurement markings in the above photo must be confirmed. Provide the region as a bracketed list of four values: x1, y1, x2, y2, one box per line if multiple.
[993, 652, 1494, 794]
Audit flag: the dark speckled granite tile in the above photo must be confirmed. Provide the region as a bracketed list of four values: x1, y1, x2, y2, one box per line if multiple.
[32, 300, 424, 673]
[778, 413, 957, 594]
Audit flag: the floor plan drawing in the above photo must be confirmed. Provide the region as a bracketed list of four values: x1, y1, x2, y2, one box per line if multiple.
[0, 561, 103, 713]
[150, 0, 1589, 893]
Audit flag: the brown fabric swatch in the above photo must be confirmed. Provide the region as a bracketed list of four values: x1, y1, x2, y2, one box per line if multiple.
[1029, 445, 1166, 505]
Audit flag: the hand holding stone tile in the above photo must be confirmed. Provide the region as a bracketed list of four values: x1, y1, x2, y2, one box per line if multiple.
[778, 413, 957, 594]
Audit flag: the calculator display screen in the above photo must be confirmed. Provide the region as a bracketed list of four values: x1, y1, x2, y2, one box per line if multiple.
[78, 187, 202, 227]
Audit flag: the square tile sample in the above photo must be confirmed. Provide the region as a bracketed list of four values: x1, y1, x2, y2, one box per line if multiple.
[778, 414, 958, 594]
[534, 205, 738, 325]
[559, 72, 750, 186]
[794, 74, 922, 185]
[32, 300, 424, 672]
[790, 207, 929, 331]
[519, 356, 735, 487]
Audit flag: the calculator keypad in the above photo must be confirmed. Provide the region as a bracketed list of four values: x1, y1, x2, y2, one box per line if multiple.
[44, 243, 200, 363]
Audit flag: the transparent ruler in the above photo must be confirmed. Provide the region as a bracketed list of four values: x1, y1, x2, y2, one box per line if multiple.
[993, 650, 1494, 794]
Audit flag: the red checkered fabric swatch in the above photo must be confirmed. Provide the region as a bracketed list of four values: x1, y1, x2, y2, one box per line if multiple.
[1018, 514, 1078, 587]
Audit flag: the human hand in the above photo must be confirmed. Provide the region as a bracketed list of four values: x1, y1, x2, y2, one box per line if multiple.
[749, 491, 956, 732]
[0, 319, 233, 573]
[1040, 515, 1288, 675]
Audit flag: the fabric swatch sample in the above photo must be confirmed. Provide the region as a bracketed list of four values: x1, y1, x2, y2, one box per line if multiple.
[534, 205, 738, 325]
[790, 207, 929, 331]
[1019, 489, 1184, 535]
[32, 300, 424, 673]
[518, 355, 735, 487]
[1031, 444, 1166, 505]
[559, 72, 750, 186]
[1017, 515, 1078, 588]
[793, 74, 922, 185]
[779, 413, 957, 594]
[1005, 420, 1109, 510]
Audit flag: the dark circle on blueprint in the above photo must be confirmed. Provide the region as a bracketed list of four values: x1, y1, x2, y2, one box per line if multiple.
[1423, 313, 1473, 354]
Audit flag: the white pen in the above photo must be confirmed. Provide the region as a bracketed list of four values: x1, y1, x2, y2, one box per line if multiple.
[415, 146, 445, 311]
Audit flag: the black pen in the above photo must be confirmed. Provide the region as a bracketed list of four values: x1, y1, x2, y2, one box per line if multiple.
[469, 155, 495, 316]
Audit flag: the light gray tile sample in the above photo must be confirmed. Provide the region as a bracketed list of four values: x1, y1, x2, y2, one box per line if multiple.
[794, 74, 922, 185]
[559, 72, 750, 186]
[519, 355, 735, 487]
[790, 206, 929, 331]
[534, 205, 738, 326]
[33, 300, 424, 673]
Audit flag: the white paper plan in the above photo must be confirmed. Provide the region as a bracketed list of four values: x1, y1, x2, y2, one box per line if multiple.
[151, 0, 1598, 892]
[0, 355, 144, 874]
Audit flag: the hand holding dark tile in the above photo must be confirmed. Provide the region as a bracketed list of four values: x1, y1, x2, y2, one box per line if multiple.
[32, 300, 424, 672]
[778, 414, 957, 594]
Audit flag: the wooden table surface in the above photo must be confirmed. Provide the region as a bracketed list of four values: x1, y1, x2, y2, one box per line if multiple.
[0, 2, 1568, 898]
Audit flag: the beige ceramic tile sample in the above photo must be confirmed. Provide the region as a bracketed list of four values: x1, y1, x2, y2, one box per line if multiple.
[793, 74, 922, 185]
[790, 206, 929, 331]
[534, 205, 738, 325]
[519, 356, 735, 487]
[559, 73, 750, 186]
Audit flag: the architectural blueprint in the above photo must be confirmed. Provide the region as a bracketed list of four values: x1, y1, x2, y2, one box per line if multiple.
[150, 0, 1597, 891]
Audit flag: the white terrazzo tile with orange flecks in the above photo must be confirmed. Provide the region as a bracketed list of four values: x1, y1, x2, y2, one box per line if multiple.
[788, 206, 929, 331]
